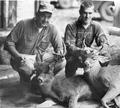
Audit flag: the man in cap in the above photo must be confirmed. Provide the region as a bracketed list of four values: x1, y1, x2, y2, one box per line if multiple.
[5, 1, 66, 84]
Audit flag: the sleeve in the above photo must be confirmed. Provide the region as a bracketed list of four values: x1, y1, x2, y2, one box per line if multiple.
[94, 22, 109, 48]
[5, 21, 24, 47]
[95, 23, 109, 50]
[94, 22, 110, 57]
[50, 25, 66, 56]
[64, 24, 81, 56]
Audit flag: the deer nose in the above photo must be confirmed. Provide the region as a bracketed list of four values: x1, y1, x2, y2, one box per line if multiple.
[84, 60, 90, 67]
[38, 77, 43, 84]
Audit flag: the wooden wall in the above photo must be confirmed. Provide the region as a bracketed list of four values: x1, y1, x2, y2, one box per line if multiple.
[0, 0, 40, 30]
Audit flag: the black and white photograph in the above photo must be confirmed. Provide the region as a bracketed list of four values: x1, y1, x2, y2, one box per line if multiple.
[0, 0, 120, 108]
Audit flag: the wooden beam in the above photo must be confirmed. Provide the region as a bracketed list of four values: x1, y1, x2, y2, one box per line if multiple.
[3, 0, 9, 29]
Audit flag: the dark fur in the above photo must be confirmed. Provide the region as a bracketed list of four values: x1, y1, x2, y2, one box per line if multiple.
[31, 62, 99, 108]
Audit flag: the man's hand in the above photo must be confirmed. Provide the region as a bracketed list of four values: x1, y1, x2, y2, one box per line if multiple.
[18, 53, 28, 60]
[19, 54, 36, 70]
[101, 98, 110, 108]
[84, 47, 97, 54]
[73, 47, 94, 57]
[74, 49, 86, 57]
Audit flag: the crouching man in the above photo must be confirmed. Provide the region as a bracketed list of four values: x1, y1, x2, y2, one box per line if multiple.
[64, 0, 110, 78]
[4, 1, 66, 84]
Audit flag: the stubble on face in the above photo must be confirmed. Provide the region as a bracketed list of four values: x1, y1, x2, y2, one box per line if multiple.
[35, 12, 52, 28]
[80, 6, 94, 25]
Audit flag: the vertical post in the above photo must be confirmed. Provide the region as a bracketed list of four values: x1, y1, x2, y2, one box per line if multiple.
[8, 1, 17, 28]
[3, 0, 9, 29]
[0, 1, 3, 28]
[113, 0, 120, 28]
[34, 0, 40, 14]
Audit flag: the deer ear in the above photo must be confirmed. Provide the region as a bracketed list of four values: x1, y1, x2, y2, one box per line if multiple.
[48, 64, 54, 76]
[99, 60, 109, 67]
[99, 56, 110, 67]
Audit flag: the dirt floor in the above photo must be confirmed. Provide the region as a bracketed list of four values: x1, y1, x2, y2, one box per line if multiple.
[0, 7, 120, 108]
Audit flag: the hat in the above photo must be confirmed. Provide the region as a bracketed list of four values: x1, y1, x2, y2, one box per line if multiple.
[38, 1, 54, 13]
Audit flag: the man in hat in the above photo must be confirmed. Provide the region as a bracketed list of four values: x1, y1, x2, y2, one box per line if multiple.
[5, 1, 66, 83]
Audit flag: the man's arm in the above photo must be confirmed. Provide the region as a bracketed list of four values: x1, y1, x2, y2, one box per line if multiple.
[94, 22, 110, 56]
[93, 22, 108, 46]
[6, 45, 23, 59]
[50, 25, 66, 56]
[64, 24, 86, 57]
[5, 21, 24, 59]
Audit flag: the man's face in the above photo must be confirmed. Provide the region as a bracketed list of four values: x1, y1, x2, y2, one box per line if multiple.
[80, 6, 94, 25]
[36, 12, 52, 28]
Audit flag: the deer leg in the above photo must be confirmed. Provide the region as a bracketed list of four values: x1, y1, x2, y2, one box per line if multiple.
[102, 85, 120, 108]
[69, 84, 92, 108]
[69, 94, 79, 108]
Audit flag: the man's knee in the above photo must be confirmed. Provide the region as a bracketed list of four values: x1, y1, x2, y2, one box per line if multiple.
[19, 65, 32, 75]
[18, 65, 33, 82]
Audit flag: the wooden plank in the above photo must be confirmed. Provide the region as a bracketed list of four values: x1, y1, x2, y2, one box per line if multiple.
[3, 0, 9, 28]
[8, 1, 17, 28]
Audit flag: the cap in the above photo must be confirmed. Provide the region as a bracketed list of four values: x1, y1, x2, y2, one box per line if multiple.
[38, 1, 54, 13]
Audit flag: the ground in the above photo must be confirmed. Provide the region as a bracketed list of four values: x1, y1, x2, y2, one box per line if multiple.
[0, 7, 120, 108]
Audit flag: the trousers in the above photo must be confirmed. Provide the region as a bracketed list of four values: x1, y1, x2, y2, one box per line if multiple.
[10, 57, 66, 82]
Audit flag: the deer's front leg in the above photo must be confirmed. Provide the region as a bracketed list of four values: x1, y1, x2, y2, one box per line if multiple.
[69, 93, 79, 108]
[101, 86, 120, 108]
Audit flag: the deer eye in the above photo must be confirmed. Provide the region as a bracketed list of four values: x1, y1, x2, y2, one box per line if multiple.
[92, 57, 96, 60]
[38, 78, 43, 84]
